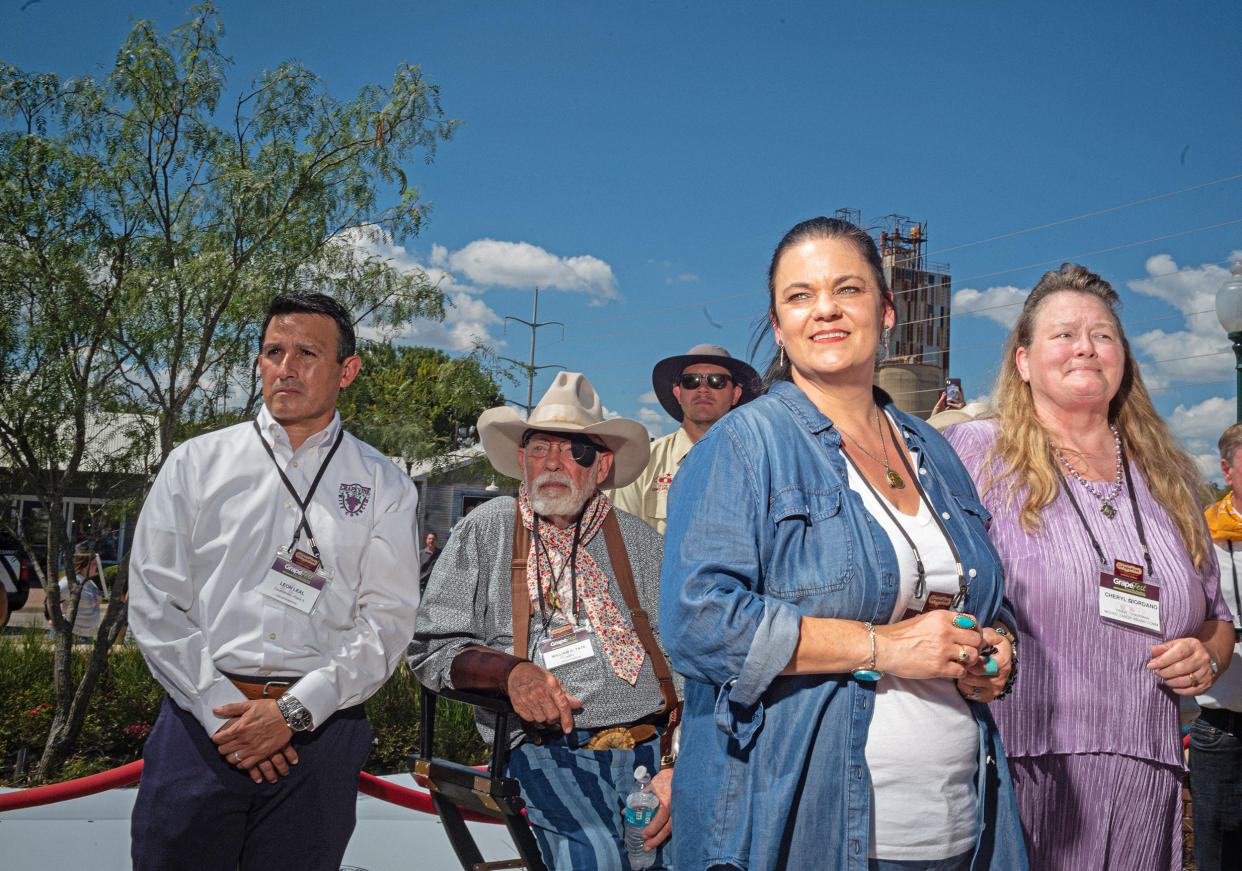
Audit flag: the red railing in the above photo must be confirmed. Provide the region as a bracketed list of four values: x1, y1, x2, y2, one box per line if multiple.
[0, 760, 497, 824]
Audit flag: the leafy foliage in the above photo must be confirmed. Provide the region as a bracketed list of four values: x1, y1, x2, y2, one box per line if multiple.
[338, 343, 509, 469]
[0, 631, 487, 786]
[0, 3, 458, 779]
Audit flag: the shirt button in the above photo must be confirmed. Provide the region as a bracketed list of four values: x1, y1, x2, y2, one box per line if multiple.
[968, 568, 978, 578]
[284, 501, 292, 509]
[291, 461, 299, 468]
[941, 512, 951, 520]
[268, 633, 276, 640]
[919, 468, 927, 475]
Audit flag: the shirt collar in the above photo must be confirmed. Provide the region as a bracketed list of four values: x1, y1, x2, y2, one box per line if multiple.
[256, 404, 342, 452]
[768, 381, 922, 446]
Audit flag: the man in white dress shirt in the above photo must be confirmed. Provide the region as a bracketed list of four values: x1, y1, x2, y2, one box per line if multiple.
[128, 292, 420, 871]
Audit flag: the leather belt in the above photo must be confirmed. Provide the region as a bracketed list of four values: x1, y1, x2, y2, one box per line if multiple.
[1199, 706, 1242, 738]
[224, 673, 299, 701]
[532, 712, 666, 749]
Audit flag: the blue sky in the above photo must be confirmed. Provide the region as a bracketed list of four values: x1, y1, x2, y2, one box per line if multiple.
[5, 0, 1242, 479]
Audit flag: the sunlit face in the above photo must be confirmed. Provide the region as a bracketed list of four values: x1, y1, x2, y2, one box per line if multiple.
[519, 433, 614, 520]
[259, 313, 360, 434]
[769, 236, 893, 388]
[1222, 446, 1242, 495]
[1015, 291, 1125, 417]
[672, 363, 742, 429]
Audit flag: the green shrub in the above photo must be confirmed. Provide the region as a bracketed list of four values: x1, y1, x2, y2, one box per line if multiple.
[0, 629, 488, 785]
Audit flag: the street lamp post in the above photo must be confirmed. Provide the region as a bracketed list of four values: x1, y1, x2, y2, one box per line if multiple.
[1216, 260, 1242, 423]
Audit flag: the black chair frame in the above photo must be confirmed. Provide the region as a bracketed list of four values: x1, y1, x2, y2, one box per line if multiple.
[409, 685, 548, 871]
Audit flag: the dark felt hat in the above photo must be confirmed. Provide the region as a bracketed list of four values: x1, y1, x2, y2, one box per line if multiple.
[652, 344, 761, 422]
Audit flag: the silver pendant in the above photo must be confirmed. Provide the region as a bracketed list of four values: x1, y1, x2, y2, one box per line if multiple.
[1101, 502, 1117, 520]
[886, 469, 906, 489]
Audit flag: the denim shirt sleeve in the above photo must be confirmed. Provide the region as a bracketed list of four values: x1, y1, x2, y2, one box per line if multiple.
[659, 422, 802, 743]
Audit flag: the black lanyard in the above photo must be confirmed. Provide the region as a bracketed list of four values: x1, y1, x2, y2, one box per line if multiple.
[1059, 441, 1154, 578]
[840, 413, 969, 610]
[1228, 541, 1241, 632]
[531, 512, 581, 630]
[252, 421, 344, 563]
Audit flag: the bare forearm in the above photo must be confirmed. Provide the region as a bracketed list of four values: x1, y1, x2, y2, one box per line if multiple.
[780, 616, 872, 675]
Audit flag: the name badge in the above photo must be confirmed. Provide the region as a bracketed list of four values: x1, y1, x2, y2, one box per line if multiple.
[1098, 559, 1161, 635]
[537, 623, 594, 669]
[258, 547, 331, 615]
[902, 590, 956, 621]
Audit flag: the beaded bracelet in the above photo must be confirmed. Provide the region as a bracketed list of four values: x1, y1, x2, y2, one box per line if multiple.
[992, 622, 1018, 700]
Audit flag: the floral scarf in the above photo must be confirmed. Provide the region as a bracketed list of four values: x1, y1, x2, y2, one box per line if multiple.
[517, 485, 645, 684]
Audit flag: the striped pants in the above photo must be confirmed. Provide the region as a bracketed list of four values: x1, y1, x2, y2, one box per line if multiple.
[1010, 752, 1181, 871]
[506, 730, 672, 871]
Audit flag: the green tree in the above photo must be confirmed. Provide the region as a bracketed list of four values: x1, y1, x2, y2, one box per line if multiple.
[339, 344, 510, 471]
[0, 3, 457, 780]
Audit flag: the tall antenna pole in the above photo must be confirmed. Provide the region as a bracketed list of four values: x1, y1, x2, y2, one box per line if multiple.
[501, 287, 565, 415]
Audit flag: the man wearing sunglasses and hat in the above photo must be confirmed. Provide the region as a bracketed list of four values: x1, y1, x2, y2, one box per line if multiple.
[610, 344, 759, 534]
[410, 372, 681, 871]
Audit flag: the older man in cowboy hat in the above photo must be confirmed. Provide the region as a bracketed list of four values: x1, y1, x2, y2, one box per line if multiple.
[410, 372, 681, 871]
[610, 343, 758, 534]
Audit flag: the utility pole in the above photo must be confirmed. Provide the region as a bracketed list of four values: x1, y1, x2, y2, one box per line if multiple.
[500, 287, 565, 415]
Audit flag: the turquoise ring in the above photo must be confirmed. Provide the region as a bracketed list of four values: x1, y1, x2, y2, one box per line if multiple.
[983, 656, 1000, 676]
[953, 614, 978, 630]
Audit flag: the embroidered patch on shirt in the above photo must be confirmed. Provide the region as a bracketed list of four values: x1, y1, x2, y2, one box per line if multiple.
[655, 473, 674, 492]
[338, 482, 371, 516]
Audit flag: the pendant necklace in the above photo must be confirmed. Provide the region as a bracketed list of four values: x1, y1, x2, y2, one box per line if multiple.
[1053, 425, 1124, 519]
[838, 406, 905, 489]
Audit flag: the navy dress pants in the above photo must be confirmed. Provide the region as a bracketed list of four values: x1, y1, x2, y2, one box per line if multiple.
[131, 696, 370, 871]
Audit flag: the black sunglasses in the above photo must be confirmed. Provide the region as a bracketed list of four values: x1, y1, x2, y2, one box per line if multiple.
[678, 372, 733, 390]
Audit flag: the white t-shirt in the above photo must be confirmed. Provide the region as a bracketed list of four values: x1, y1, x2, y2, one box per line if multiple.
[845, 452, 979, 861]
[1197, 540, 1242, 711]
[58, 573, 102, 639]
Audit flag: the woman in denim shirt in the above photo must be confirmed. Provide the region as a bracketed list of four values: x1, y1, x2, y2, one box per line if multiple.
[659, 217, 1025, 871]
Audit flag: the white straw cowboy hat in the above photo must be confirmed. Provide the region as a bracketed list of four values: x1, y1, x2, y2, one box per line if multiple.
[478, 372, 651, 489]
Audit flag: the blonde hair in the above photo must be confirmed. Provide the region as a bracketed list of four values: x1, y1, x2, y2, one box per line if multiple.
[982, 263, 1209, 570]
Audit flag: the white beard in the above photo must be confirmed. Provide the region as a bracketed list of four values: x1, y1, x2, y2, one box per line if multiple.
[527, 468, 596, 518]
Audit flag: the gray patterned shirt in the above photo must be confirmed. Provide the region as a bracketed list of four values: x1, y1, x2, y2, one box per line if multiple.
[408, 495, 679, 746]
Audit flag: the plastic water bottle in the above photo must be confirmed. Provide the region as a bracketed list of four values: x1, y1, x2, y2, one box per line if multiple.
[624, 765, 660, 869]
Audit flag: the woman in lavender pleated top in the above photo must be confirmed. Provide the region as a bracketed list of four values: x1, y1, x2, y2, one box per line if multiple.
[945, 262, 1234, 870]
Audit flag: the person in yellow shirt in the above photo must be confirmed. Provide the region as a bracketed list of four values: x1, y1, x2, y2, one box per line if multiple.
[610, 344, 758, 534]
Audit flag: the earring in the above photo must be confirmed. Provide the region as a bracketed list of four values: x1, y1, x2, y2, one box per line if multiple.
[881, 327, 891, 357]
[778, 343, 785, 369]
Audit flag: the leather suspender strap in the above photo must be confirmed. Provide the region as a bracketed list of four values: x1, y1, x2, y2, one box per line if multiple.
[601, 511, 679, 716]
[510, 506, 531, 661]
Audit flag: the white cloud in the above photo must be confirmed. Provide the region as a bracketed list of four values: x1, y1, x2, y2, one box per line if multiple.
[1126, 253, 1241, 387]
[952, 285, 1026, 329]
[637, 406, 667, 439]
[444, 239, 619, 303]
[638, 390, 659, 404]
[1167, 395, 1233, 484]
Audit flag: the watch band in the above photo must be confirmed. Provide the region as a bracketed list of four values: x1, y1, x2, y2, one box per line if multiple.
[276, 694, 314, 732]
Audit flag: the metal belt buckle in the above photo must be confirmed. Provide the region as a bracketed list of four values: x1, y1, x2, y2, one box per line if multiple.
[261, 680, 292, 697]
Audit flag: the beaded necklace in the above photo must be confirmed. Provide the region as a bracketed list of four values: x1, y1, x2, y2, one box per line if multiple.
[1052, 424, 1124, 519]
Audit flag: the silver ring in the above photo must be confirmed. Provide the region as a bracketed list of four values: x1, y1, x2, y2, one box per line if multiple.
[232, 751, 241, 763]
[969, 686, 983, 701]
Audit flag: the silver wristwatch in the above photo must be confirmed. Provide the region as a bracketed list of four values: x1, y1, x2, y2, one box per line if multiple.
[276, 694, 314, 732]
